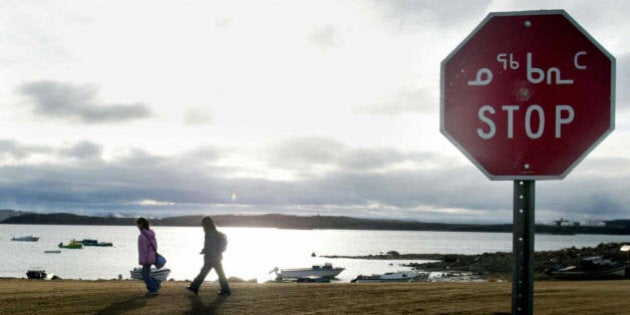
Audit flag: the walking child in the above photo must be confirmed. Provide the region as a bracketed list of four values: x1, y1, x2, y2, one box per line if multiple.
[136, 217, 161, 296]
[187, 216, 230, 295]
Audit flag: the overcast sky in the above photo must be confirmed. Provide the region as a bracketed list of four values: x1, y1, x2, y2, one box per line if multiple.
[1, 0, 629, 223]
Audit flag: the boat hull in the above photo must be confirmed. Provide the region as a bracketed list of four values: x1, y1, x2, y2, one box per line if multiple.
[81, 239, 113, 247]
[551, 256, 626, 280]
[280, 268, 344, 279]
[11, 236, 39, 242]
[130, 268, 171, 282]
[58, 243, 83, 249]
[551, 265, 626, 280]
[26, 270, 54, 280]
[352, 271, 429, 283]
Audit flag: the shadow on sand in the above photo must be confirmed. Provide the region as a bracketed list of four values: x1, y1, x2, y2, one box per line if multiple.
[97, 296, 147, 314]
[186, 294, 228, 314]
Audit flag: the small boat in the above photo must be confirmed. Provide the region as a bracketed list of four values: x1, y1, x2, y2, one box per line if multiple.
[81, 239, 113, 247]
[11, 235, 40, 242]
[130, 267, 171, 282]
[26, 269, 55, 280]
[44, 250, 62, 254]
[551, 256, 626, 280]
[273, 263, 344, 279]
[351, 271, 430, 283]
[295, 276, 330, 283]
[58, 240, 83, 249]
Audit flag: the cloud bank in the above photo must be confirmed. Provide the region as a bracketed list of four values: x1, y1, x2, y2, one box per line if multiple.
[19, 81, 152, 123]
[0, 136, 627, 223]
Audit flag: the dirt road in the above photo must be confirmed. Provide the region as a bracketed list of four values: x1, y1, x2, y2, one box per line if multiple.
[1, 279, 628, 314]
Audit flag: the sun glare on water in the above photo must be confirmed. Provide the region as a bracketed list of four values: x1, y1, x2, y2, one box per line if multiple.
[220, 228, 323, 282]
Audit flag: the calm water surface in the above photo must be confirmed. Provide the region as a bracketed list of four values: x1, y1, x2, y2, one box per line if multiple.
[1, 224, 628, 282]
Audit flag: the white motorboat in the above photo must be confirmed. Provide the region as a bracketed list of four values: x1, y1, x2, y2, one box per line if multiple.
[130, 267, 171, 282]
[351, 271, 429, 283]
[275, 263, 344, 279]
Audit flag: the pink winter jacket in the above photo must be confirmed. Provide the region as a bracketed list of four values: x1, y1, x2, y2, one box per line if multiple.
[138, 229, 157, 265]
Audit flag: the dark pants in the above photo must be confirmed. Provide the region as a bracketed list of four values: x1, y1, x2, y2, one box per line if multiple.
[142, 264, 161, 293]
[190, 256, 230, 293]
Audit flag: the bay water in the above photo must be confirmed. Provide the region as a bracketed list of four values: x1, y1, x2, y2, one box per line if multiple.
[1, 224, 628, 283]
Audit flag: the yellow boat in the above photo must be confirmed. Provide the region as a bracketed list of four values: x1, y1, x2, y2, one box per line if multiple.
[58, 240, 83, 249]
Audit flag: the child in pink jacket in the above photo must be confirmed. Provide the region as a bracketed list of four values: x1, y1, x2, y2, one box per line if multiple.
[137, 217, 160, 295]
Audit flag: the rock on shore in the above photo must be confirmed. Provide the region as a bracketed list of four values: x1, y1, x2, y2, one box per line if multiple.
[326, 242, 630, 280]
[411, 242, 630, 280]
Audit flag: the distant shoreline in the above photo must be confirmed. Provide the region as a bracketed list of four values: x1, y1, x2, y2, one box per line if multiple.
[3, 210, 630, 235]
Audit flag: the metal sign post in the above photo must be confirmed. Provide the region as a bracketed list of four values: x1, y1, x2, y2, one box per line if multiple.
[512, 180, 535, 314]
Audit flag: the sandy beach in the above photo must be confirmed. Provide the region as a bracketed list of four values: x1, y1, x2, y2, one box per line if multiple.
[1, 279, 629, 314]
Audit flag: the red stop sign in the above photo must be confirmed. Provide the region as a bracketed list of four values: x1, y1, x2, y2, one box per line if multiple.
[441, 10, 615, 180]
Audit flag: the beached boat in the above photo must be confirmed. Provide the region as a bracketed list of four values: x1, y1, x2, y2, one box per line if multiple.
[26, 269, 55, 280]
[44, 250, 62, 254]
[351, 271, 430, 283]
[295, 276, 330, 283]
[274, 263, 344, 279]
[58, 240, 83, 249]
[81, 239, 113, 247]
[130, 267, 171, 282]
[11, 235, 39, 242]
[551, 256, 626, 280]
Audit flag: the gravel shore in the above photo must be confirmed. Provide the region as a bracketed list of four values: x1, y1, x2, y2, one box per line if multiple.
[324, 242, 630, 281]
[2, 279, 630, 314]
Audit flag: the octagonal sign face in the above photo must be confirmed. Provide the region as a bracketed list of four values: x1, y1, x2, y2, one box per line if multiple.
[441, 10, 615, 180]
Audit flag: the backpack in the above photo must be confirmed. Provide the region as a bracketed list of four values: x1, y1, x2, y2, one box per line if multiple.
[217, 232, 228, 254]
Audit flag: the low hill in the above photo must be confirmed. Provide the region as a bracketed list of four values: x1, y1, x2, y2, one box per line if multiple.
[0, 209, 31, 222]
[2, 212, 628, 234]
[2, 212, 511, 231]
[2, 213, 134, 225]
